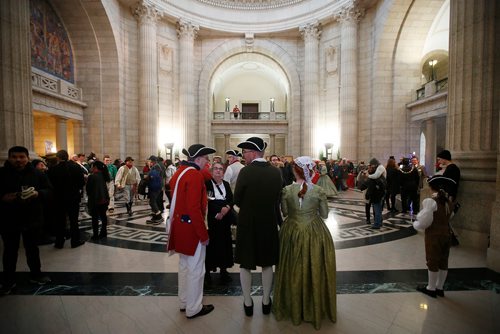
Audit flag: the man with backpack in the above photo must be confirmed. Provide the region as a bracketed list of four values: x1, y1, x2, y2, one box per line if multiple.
[145, 155, 164, 224]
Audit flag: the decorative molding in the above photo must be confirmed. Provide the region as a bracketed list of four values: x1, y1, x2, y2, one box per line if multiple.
[159, 44, 173, 72]
[326, 45, 338, 74]
[132, 1, 161, 24]
[177, 19, 199, 40]
[335, 4, 365, 23]
[300, 22, 321, 41]
[245, 32, 254, 52]
[195, 0, 304, 10]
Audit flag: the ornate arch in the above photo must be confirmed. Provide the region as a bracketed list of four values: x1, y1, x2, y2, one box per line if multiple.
[197, 38, 301, 154]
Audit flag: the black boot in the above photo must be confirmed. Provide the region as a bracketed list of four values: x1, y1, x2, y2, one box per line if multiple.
[99, 221, 107, 239]
[91, 220, 99, 241]
[365, 203, 371, 224]
[126, 203, 133, 216]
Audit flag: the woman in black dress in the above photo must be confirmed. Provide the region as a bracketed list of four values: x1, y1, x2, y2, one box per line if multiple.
[205, 162, 235, 283]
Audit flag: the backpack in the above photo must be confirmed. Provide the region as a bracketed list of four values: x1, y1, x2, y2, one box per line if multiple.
[370, 176, 387, 203]
[137, 178, 148, 195]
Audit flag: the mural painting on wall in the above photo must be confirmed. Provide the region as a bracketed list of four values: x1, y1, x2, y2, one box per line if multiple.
[30, 0, 74, 83]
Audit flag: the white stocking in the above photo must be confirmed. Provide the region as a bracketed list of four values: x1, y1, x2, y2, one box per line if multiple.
[426, 270, 438, 291]
[261, 266, 273, 305]
[436, 270, 448, 289]
[240, 268, 252, 306]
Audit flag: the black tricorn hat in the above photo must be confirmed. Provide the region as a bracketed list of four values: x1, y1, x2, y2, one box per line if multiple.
[427, 175, 456, 191]
[237, 137, 267, 152]
[437, 149, 452, 161]
[225, 149, 242, 157]
[182, 144, 216, 159]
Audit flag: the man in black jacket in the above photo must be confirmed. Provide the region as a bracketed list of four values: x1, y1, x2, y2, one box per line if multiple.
[0, 146, 52, 295]
[48, 150, 86, 249]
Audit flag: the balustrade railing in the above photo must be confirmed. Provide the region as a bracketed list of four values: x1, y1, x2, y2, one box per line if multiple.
[31, 68, 83, 103]
[213, 111, 287, 120]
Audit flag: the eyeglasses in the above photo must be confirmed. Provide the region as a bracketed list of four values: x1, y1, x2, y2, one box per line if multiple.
[213, 167, 224, 171]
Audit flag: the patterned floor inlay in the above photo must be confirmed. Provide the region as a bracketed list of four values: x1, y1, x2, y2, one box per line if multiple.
[78, 192, 417, 252]
[2, 268, 498, 296]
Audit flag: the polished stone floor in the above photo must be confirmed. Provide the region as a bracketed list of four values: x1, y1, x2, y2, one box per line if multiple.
[1, 189, 499, 333]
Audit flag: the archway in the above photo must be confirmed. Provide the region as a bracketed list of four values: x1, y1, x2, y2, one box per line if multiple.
[198, 39, 301, 156]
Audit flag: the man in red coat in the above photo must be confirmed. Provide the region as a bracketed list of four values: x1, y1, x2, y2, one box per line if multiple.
[167, 144, 216, 319]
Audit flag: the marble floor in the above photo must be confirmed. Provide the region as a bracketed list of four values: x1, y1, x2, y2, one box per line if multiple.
[0, 189, 499, 333]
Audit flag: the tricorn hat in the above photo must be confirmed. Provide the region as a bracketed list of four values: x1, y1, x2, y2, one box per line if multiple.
[225, 149, 242, 157]
[182, 144, 216, 159]
[237, 137, 267, 152]
[427, 175, 456, 192]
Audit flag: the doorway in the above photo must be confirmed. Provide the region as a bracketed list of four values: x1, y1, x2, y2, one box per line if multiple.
[242, 103, 259, 119]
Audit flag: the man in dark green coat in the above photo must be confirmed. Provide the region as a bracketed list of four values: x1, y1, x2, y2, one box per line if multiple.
[234, 137, 282, 317]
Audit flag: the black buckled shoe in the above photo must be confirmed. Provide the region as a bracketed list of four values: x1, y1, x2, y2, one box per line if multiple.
[262, 298, 272, 315]
[416, 285, 437, 298]
[244, 299, 254, 317]
[187, 304, 214, 319]
[436, 289, 445, 297]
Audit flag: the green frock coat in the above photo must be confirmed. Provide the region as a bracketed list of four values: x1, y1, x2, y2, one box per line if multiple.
[233, 161, 282, 269]
[273, 183, 337, 330]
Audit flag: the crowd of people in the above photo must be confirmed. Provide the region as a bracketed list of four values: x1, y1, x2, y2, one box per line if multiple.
[0, 141, 461, 329]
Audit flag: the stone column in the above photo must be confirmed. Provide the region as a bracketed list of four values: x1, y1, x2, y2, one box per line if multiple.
[447, 0, 499, 269]
[300, 22, 321, 158]
[177, 20, 199, 149]
[72, 121, 83, 155]
[423, 119, 436, 175]
[55, 117, 68, 151]
[336, 6, 363, 161]
[133, 1, 160, 160]
[224, 134, 230, 151]
[0, 0, 33, 161]
[269, 134, 276, 155]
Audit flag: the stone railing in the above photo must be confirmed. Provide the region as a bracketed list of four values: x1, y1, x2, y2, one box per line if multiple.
[31, 67, 84, 104]
[213, 111, 287, 120]
[416, 77, 448, 100]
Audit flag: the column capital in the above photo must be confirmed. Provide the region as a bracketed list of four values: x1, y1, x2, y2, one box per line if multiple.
[300, 22, 321, 41]
[177, 19, 200, 40]
[335, 5, 365, 23]
[132, 1, 161, 24]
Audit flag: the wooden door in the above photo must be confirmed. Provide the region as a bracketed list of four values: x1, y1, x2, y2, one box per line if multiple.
[242, 103, 259, 119]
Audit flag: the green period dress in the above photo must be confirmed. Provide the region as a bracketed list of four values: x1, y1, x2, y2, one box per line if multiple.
[273, 183, 337, 330]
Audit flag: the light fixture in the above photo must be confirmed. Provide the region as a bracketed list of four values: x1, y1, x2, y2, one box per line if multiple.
[270, 98, 275, 112]
[225, 97, 230, 112]
[428, 59, 438, 81]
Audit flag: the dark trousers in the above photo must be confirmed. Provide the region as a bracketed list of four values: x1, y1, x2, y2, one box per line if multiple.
[1, 226, 41, 284]
[91, 203, 108, 237]
[386, 193, 397, 210]
[149, 190, 162, 213]
[54, 200, 81, 246]
[401, 189, 419, 213]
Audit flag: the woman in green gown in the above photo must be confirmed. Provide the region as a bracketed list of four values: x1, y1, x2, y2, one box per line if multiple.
[316, 163, 338, 197]
[273, 156, 337, 330]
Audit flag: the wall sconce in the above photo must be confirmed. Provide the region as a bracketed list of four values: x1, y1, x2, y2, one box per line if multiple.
[270, 98, 275, 112]
[225, 97, 230, 112]
[428, 59, 438, 81]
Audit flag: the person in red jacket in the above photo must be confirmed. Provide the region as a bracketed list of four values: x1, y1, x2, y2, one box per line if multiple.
[167, 144, 216, 319]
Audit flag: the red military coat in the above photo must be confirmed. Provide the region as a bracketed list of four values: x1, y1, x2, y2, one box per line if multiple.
[167, 163, 209, 256]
